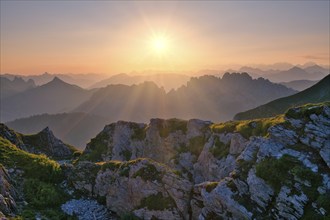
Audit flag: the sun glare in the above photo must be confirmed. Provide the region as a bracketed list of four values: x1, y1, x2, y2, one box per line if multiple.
[151, 36, 168, 53]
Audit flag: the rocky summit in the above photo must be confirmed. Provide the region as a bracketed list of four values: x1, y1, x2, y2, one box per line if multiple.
[0, 102, 329, 219]
[0, 124, 78, 159]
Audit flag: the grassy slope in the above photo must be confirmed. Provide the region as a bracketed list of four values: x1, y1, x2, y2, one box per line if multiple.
[0, 137, 72, 219]
[234, 74, 330, 120]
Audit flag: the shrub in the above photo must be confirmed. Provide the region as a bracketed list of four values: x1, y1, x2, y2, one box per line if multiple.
[121, 213, 141, 220]
[24, 178, 66, 208]
[205, 182, 218, 193]
[121, 149, 132, 161]
[256, 155, 298, 192]
[131, 124, 146, 141]
[159, 119, 187, 138]
[188, 136, 205, 157]
[139, 193, 176, 210]
[256, 154, 322, 196]
[209, 137, 229, 159]
[79, 132, 110, 162]
[133, 163, 162, 182]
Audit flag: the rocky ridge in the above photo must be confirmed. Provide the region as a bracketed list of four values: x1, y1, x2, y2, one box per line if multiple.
[0, 124, 78, 159]
[70, 102, 330, 219]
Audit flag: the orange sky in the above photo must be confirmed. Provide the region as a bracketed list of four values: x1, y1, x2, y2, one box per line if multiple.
[1, 1, 329, 75]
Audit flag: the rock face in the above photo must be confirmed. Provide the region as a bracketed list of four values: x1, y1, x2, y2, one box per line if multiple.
[22, 127, 76, 159]
[0, 123, 77, 159]
[0, 165, 17, 217]
[67, 159, 193, 220]
[74, 103, 330, 219]
[0, 123, 26, 150]
[2, 103, 329, 219]
[61, 199, 114, 220]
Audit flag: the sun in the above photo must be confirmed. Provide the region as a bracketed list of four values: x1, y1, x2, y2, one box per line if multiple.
[151, 36, 168, 54]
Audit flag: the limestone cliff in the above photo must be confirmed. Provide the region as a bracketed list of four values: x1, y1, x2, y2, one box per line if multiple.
[72, 102, 330, 219]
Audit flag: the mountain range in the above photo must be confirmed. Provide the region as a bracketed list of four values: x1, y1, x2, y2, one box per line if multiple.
[75, 73, 295, 122]
[234, 74, 330, 120]
[0, 76, 36, 100]
[2, 72, 108, 88]
[90, 73, 191, 91]
[265, 66, 328, 82]
[0, 77, 93, 122]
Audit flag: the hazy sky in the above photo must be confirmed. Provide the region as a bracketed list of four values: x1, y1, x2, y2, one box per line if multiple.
[1, 1, 329, 75]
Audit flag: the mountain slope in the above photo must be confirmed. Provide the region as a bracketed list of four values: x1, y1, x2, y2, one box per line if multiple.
[280, 79, 318, 91]
[0, 77, 93, 122]
[234, 74, 330, 120]
[76, 73, 296, 122]
[6, 112, 110, 149]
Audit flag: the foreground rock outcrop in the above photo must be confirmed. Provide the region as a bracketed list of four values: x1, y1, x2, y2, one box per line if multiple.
[75, 102, 330, 219]
[0, 123, 78, 159]
[0, 165, 18, 217]
[1, 102, 329, 219]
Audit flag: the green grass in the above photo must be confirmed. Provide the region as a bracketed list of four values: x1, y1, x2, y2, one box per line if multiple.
[285, 102, 330, 120]
[131, 124, 147, 141]
[0, 137, 72, 219]
[121, 149, 132, 161]
[23, 178, 67, 208]
[158, 118, 188, 138]
[256, 155, 322, 195]
[133, 163, 163, 182]
[209, 137, 230, 159]
[205, 182, 218, 193]
[99, 160, 122, 171]
[139, 193, 176, 210]
[177, 136, 206, 157]
[120, 213, 141, 220]
[0, 137, 62, 182]
[22, 133, 79, 160]
[79, 131, 110, 162]
[211, 115, 285, 139]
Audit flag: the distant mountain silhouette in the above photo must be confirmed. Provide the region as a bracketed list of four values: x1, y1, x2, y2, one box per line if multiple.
[238, 66, 277, 77]
[6, 112, 109, 149]
[2, 72, 107, 88]
[304, 64, 329, 75]
[0, 76, 35, 100]
[0, 77, 93, 122]
[265, 66, 328, 82]
[76, 73, 296, 122]
[234, 74, 330, 120]
[90, 73, 190, 91]
[280, 79, 318, 91]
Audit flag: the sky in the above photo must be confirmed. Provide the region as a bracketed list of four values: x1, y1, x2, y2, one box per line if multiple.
[0, 1, 329, 75]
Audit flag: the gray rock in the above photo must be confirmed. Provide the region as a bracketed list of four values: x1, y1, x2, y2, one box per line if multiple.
[61, 199, 113, 220]
[247, 169, 274, 209]
[229, 133, 247, 155]
[275, 186, 308, 220]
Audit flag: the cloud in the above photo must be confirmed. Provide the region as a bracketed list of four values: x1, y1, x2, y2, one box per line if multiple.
[301, 55, 329, 60]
